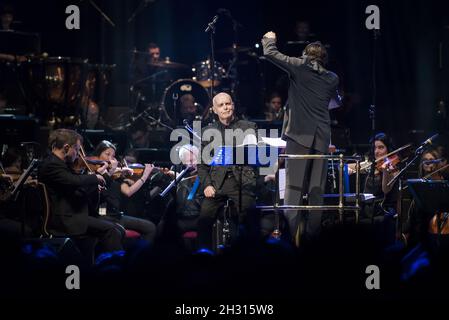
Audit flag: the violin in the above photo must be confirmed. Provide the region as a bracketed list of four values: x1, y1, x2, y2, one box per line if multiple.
[428, 212, 449, 235]
[375, 154, 401, 172]
[72, 155, 110, 174]
[120, 162, 172, 181]
[422, 163, 448, 181]
[349, 143, 412, 175]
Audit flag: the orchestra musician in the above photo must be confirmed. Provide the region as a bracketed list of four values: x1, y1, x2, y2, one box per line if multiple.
[404, 148, 445, 247]
[92, 140, 157, 243]
[363, 133, 399, 215]
[359, 133, 401, 246]
[37, 129, 124, 257]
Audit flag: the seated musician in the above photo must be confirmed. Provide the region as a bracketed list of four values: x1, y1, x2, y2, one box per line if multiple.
[404, 148, 445, 247]
[158, 144, 202, 238]
[38, 129, 124, 257]
[363, 133, 399, 214]
[264, 92, 284, 122]
[0, 147, 37, 237]
[93, 140, 157, 243]
[158, 144, 203, 242]
[361, 133, 399, 245]
[0, 4, 27, 63]
[0, 173, 34, 237]
[197, 92, 257, 252]
[1, 147, 23, 179]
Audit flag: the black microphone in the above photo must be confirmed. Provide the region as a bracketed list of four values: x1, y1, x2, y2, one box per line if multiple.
[415, 133, 439, 154]
[205, 15, 219, 33]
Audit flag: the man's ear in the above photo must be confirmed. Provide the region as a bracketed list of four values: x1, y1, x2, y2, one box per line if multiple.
[63, 144, 70, 154]
[212, 106, 218, 115]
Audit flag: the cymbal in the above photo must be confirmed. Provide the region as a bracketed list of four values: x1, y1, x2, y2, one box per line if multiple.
[217, 46, 252, 54]
[148, 60, 189, 69]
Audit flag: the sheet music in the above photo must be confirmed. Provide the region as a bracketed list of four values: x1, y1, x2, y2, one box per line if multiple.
[279, 168, 286, 200]
[236, 134, 258, 147]
[260, 137, 286, 148]
[328, 97, 341, 110]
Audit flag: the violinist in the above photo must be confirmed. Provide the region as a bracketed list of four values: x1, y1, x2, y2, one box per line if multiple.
[92, 140, 157, 243]
[38, 129, 124, 257]
[419, 149, 444, 180]
[404, 148, 446, 247]
[363, 133, 399, 209]
[360, 133, 400, 246]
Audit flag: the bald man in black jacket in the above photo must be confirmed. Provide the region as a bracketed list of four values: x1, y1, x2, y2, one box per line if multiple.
[262, 31, 340, 244]
[197, 92, 257, 251]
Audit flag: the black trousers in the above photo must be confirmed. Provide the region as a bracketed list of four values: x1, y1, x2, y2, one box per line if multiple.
[284, 138, 328, 244]
[101, 214, 157, 243]
[0, 217, 33, 238]
[84, 216, 124, 254]
[198, 174, 255, 250]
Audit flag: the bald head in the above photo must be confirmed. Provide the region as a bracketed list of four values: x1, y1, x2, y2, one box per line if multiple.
[212, 92, 232, 107]
[212, 92, 235, 125]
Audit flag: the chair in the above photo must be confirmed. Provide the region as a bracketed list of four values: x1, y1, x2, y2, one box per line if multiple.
[34, 182, 96, 264]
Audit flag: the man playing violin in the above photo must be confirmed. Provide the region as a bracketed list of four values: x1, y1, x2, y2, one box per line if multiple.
[38, 129, 124, 258]
[92, 140, 157, 243]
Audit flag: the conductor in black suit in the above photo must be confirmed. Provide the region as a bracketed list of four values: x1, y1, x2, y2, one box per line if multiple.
[197, 92, 257, 251]
[262, 31, 340, 244]
[38, 129, 123, 256]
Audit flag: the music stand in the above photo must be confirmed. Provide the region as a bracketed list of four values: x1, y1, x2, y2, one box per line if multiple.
[4, 159, 40, 237]
[208, 144, 271, 250]
[212, 144, 273, 207]
[407, 179, 449, 214]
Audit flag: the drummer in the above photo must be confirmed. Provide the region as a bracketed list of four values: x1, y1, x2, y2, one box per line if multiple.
[0, 4, 14, 31]
[0, 4, 27, 62]
[147, 42, 161, 63]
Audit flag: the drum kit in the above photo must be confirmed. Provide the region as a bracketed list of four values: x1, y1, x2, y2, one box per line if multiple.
[7, 42, 261, 130]
[123, 44, 262, 130]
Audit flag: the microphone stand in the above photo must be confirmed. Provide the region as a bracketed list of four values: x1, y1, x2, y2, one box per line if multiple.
[229, 11, 241, 103]
[368, 29, 380, 192]
[87, 0, 115, 27]
[205, 15, 218, 101]
[127, 0, 153, 23]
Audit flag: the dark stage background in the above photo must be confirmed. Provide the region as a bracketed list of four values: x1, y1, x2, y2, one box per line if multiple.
[7, 0, 449, 147]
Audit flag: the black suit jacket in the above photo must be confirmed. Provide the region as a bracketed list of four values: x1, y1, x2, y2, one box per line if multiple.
[197, 118, 257, 194]
[262, 37, 339, 153]
[38, 154, 99, 236]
